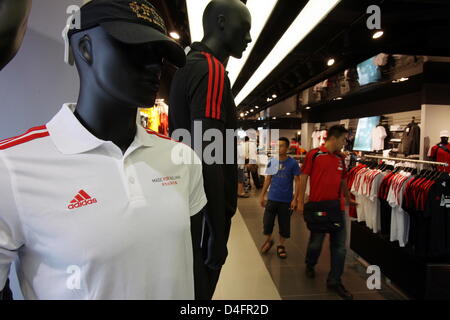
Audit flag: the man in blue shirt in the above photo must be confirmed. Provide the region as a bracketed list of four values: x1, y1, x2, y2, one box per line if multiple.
[259, 137, 301, 258]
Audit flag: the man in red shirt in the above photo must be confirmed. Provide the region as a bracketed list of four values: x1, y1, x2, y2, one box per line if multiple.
[298, 125, 356, 300]
[428, 130, 450, 173]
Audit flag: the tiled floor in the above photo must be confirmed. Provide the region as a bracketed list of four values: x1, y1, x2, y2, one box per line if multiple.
[213, 210, 281, 300]
[226, 187, 407, 300]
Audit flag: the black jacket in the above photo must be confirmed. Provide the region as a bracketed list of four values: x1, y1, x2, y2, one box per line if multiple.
[169, 42, 238, 249]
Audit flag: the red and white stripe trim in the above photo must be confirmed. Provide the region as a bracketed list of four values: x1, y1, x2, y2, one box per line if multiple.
[0, 125, 49, 150]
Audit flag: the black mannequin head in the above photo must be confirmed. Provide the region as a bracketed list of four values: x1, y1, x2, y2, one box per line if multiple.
[71, 26, 164, 108]
[0, 0, 32, 70]
[202, 0, 252, 60]
[66, 0, 185, 152]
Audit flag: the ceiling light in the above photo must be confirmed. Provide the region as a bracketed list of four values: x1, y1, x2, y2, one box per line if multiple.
[272, 94, 277, 99]
[286, 112, 291, 115]
[267, 98, 272, 102]
[392, 77, 409, 83]
[297, 131, 301, 134]
[372, 30, 384, 39]
[169, 32, 180, 40]
[327, 58, 335, 67]
[306, 107, 311, 110]
[272, 117, 276, 120]
[240, 113, 244, 117]
[335, 97, 343, 100]
[226, 0, 278, 86]
[250, 109, 254, 112]
[235, 0, 342, 106]
[255, 106, 259, 109]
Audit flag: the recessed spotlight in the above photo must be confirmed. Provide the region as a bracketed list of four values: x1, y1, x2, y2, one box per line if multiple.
[255, 106, 259, 109]
[327, 58, 335, 67]
[286, 112, 291, 115]
[240, 113, 244, 117]
[272, 117, 276, 120]
[306, 107, 311, 110]
[372, 30, 384, 39]
[169, 32, 180, 40]
[392, 77, 409, 83]
[267, 97, 272, 102]
[297, 131, 301, 134]
[250, 109, 254, 112]
[335, 97, 343, 100]
[272, 94, 277, 99]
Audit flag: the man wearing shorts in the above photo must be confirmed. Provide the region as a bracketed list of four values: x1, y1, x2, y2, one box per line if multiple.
[259, 137, 300, 259]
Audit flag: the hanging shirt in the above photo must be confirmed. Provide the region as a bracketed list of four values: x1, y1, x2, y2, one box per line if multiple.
[311, 131, 321, 149]
[372, 126, 387, 151]
[387, 171, 412, 247]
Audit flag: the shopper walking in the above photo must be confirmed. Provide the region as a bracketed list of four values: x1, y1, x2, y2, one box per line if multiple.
[245, 136, 261, 189]
[298, 125, 356, 300]
[259, 137, 301, 259]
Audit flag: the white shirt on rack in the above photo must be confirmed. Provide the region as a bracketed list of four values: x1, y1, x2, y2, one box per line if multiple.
[372, 126, 387, 151]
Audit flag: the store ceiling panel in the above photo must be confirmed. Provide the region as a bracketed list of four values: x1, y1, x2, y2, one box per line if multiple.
[151, 0, 450, 112]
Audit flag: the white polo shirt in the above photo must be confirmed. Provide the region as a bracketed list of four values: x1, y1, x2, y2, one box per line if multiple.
[0, 103, 207, 300]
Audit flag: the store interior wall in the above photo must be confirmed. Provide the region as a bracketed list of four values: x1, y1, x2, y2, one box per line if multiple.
[266, 96, 297, 118]
[420, 104, 450, 159]
[279, 129, 301, 142]
[0, 0, 83, 299]
[0, 0, 82, 139]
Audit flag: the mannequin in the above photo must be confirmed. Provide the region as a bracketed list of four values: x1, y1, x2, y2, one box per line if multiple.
[169, 0, 252, 299]
[71, 28, 163, 153]
[429, 130, 450, 173]
[0, 0, 31, 300]
[0, 0, 208, 300]
[0, 0, 32, 71]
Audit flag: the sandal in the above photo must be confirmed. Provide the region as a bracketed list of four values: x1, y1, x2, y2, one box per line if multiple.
[277, 245, 287, 259]
[260, 239, 274, 254]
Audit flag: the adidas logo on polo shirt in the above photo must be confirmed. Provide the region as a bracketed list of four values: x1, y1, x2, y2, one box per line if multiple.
[68, 189, 97, 210]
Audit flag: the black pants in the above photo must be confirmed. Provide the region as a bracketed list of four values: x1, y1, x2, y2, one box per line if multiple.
[263, 200, 292, 238]
[250, 169, 261, 188]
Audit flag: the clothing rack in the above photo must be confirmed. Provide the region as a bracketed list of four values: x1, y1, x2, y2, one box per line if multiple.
[363, 154, 449, 167]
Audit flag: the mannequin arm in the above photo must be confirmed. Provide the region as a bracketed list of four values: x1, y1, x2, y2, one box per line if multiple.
[191, 118, 228, 270]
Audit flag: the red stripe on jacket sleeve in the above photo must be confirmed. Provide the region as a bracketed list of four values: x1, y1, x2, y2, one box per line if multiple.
[202, 52, 214, 118]
[211, 58, 220, 119]
[216, 63, 225, 120]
